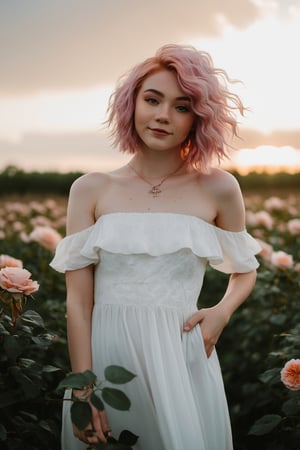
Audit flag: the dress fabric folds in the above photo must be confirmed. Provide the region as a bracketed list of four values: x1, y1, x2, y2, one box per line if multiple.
[50, 212, 260, 450]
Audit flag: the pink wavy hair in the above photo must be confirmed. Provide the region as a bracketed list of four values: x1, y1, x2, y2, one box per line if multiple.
[107, 44, 245, 171]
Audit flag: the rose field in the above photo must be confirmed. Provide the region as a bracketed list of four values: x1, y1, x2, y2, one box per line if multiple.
[0, 184, 300, 449]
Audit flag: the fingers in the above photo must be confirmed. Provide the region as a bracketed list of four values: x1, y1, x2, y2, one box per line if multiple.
[73, 408, 112, 445]
[183, 310, 204, 331]
[183, 309, 216, 358]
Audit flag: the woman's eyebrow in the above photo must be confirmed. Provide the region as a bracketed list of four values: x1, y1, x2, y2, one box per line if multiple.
[144, 88, 190, 102]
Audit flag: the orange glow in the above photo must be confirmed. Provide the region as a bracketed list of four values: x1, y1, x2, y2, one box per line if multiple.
[225, 146, 300, 174]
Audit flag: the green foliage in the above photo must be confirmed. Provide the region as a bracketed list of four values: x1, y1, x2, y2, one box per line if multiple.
[0, 165, 81, 196]
[0, 309, 64, 450]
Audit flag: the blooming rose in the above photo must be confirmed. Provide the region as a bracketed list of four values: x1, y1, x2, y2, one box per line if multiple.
[264, 196, 285, 211]
[270, 250, 293, 269]
[255, 211, 274, 230]
[29, 226, 62, 252]
[0, 267, 39, 294]
[281, 359, 300, 391]
[287, 218, 300, 235]
[246, 210, 274, 230]
[0, 254, 23, 269]
[255, 239, 273, 261]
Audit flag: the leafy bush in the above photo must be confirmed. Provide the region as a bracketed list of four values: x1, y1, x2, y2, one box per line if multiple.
[0, 308, 64, 450]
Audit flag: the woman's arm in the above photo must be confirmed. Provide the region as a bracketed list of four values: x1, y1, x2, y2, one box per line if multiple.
[183, 270, 257, 357]
[64, 174, 111, 445]
[184, 170, 257, 356]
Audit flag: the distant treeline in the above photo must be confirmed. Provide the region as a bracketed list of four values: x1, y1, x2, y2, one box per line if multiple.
[0, 165, 299, 196]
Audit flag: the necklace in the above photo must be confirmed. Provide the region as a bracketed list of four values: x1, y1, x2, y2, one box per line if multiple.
[128, 160, 186, 198]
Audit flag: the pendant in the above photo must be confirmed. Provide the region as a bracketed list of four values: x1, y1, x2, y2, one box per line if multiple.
[149, 185, 162, 198]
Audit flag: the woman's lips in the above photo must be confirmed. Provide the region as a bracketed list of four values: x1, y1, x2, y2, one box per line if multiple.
[149, 128, 171, 136]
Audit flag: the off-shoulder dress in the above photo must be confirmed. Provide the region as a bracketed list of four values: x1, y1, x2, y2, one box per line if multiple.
[50, 212, 260, 450]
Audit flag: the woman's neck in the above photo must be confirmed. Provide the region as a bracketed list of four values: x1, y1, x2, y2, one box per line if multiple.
[129, 151, 186, 180]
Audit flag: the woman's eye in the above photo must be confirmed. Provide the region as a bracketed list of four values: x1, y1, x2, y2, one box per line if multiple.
[176, 105, 190, 113]
[145, 97, 158, 105]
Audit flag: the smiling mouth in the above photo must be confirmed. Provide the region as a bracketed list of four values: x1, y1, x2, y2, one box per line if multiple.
[149, 128, 171, 136]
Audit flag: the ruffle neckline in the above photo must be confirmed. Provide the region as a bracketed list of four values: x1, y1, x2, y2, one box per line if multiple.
[50, 212, 261, 274]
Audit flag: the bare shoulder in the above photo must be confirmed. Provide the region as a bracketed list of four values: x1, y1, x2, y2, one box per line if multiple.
[204, 168, 245, 231]
[205, 168, 241, 197]
[70, 171, 110, 194]
[67, 172, 110, 234]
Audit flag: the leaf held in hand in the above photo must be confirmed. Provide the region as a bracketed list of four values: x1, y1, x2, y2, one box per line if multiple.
[102, 387, 131, 410]
[104, 366, 136, 384]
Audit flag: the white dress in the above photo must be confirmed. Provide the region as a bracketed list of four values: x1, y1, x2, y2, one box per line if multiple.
[50, 212, 260, 450]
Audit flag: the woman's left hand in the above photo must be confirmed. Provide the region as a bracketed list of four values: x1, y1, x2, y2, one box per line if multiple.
[183, 305, 230, 357]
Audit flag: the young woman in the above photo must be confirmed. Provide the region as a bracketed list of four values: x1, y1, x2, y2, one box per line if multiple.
[51, 44, 260, 450]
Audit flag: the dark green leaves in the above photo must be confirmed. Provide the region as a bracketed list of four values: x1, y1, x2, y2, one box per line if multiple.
[58, 369, 97, 390]
[102, 388, 131, 411]
[104, 366, 136, 384]
[70, 401, 92, 430]
[90, 391, 104, 411]
[248, 414, 282, 436]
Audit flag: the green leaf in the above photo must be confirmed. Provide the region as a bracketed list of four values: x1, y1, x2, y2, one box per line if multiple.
[81, 370, 97, 385]
[248, 414, 282, 436]
[104, 366, 136, 384]
[102, 388, 131, 411]
[119, 430, 139, 446]
[58, 370, 96, 390]
[259, 368, 281, 385]
[90, 391, 104, 411]
[18, 358, 35, 368]
[20, 310, 45, 328]
[32, 334, 53, 346]
[70, 401, 92, 430]
[42, 364, 62, 373]
[282, 397, 300, 415]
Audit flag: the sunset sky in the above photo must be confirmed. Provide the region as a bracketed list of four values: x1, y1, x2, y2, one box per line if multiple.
[0, 0, 299, 173]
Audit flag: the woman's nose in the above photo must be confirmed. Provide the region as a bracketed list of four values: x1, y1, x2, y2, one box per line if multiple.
[155, 104, 170, 123]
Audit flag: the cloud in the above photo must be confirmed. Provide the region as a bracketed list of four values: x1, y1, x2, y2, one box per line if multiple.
[0, 131, 130, 173]
[1, 0, 261, 94]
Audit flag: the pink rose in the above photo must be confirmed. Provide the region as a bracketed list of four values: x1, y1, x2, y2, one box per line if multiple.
[270, 251, 293, 269]
[0, 254, 23, 269]
[246, 211, 274, 230]
[29, 226, 62, 252]
[281, 359, 300, 391]
[0, 267, 39, 295]
[264, 196, 285, 211]
[255, 211, 274, 230]
[287, 219, 300, 235]
[255, 239, 273, 261]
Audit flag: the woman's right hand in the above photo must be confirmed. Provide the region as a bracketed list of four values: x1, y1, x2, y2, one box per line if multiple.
[72, 390, 112, 445]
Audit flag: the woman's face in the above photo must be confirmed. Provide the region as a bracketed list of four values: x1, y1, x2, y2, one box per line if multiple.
[134, 69, 195, 154]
